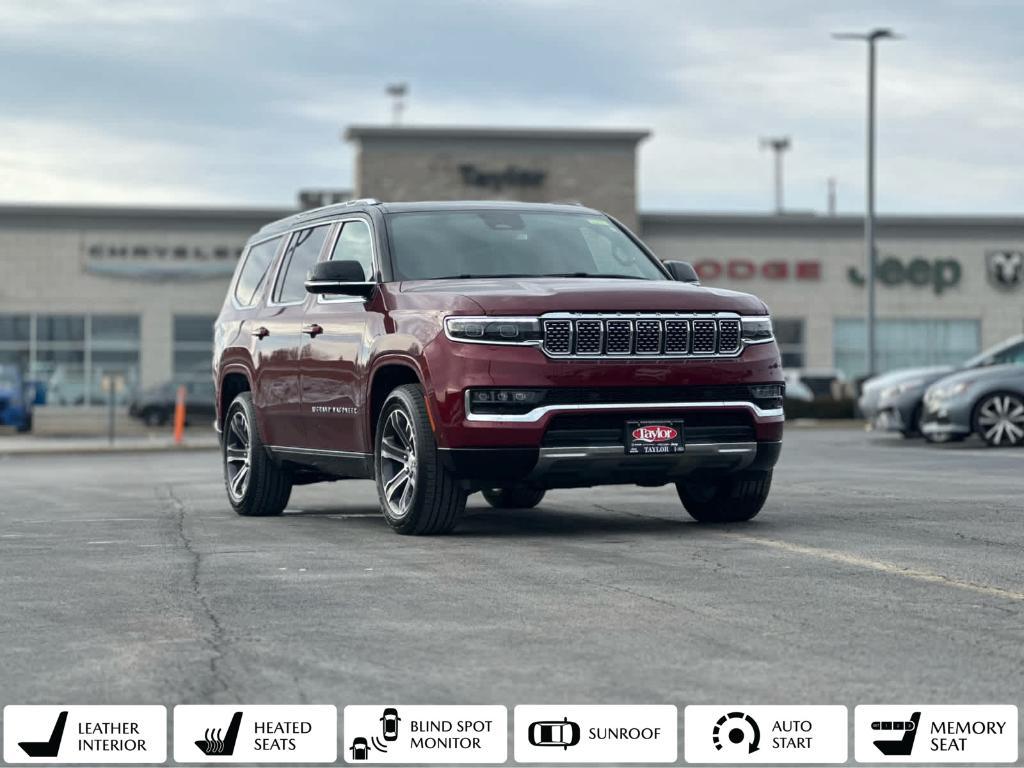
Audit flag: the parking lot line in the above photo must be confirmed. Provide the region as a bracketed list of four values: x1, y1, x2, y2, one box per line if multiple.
[722, 532, 1024, 602]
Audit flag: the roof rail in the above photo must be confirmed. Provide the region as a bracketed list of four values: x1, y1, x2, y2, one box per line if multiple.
[258, 198, 381, 233]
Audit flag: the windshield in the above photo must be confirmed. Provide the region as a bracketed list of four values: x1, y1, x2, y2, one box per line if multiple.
[963, 336, 1024, 368]
[386, 210, 668, 281]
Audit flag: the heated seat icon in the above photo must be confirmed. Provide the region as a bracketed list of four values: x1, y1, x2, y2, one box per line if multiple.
[19, 710, 69, 758]
[872, 712, 921, 757]
[195, 711, 243, 756]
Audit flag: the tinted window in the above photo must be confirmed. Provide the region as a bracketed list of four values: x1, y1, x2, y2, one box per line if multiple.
[274, 225, 332, 303]
[234, 237, 282, 306]
[387, 211, 666, 281]
[329, 220, 374, 281]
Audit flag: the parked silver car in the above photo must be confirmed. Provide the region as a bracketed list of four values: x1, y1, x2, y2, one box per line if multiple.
[868, 335, 1024, 438]
[921, 363, 1024, 446]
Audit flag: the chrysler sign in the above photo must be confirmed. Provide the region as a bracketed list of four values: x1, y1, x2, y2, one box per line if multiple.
[83, 242, 243, 281]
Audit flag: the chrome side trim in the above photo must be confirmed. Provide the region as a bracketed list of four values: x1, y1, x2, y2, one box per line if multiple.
[464, 397, 784, 423]
[266, 445, 371, 459]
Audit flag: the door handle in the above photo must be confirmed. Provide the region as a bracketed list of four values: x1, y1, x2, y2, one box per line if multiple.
[251, 326, 270, 339]
[302, 323, 324, 338]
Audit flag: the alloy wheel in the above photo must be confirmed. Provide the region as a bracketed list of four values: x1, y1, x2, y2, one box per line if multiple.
[976, 394, 1024, 446]
[379, 407, 418, 518]
[225, 408, 252, 501]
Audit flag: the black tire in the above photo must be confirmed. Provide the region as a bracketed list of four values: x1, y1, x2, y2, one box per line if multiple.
[143, 408, 167, 427]
[481, 486, 546, 509]
[676, 470, 772, 523]
[375, 384, 466, 535]
[922, 430, 966, 444]
[16, 412, 32, 433]
[223, 392, 291, 517]
[900, 403, 923, 439]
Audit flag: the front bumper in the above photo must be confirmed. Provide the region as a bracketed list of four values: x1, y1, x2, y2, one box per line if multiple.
[920, 398, 973, 439]
[441, 441, 781, 489]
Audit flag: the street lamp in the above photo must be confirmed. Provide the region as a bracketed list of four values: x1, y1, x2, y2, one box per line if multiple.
[386, 82, 408, 125]
[759, 136, 791, 214]
[833, 28, 901, 378]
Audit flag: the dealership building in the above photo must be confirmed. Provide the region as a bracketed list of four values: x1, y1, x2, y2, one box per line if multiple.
[1, 124, 1022, 409]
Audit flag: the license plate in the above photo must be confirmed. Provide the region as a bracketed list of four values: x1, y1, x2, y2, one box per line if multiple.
[625, 420, 685, 455]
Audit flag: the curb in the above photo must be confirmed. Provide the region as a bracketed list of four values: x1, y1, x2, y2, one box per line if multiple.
[0, 442, 220, 458]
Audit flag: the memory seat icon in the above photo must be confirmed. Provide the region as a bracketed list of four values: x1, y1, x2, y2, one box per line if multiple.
[871, 711, 921, 757]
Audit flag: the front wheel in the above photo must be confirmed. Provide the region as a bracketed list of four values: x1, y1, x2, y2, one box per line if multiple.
[482, 486, 546, 509]
[375, 384, 466, 535]
[973, 392, 1024, 447]
[223, 392, 292, 516]
[676, 470, 772, 523]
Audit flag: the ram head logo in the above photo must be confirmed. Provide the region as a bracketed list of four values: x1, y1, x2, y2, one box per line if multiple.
[987, 250, 1024, 289]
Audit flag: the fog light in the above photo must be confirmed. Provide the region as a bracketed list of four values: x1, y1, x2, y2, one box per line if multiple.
[750, 384, 783, 400]
[468, 389, 546, 414]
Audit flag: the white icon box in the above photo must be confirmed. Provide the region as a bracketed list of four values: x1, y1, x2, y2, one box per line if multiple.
[3, 706, 167, 765]
[684, 705, 847, 764]
[343, 705, 507, 764]
[514, 705, 677, 764]
[173, 705, 337, 763]
[854, 705, 1018, 763]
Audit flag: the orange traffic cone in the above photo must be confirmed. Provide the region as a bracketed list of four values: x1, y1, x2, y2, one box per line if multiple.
[173, 385, 187, 445]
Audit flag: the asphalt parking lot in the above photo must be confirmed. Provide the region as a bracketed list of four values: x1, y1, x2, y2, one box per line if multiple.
[1, 428, 1021, 714]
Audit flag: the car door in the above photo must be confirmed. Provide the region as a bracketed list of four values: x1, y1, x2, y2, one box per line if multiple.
[252, 223, 333, 448]
[299, 217, 381, 454]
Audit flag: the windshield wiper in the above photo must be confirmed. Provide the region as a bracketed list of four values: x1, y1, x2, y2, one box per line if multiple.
[542, 272, 649, 280]
[433, 272, 649, 280]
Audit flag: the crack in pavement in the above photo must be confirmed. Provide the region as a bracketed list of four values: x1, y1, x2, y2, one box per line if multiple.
[163, 484, 232, 699]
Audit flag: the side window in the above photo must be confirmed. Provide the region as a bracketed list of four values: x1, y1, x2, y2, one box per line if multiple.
[994, 343, 1024, 365]
[233, 237, 282, 307]
[273, 225, 332, 304]
[329, 220, 374, 280]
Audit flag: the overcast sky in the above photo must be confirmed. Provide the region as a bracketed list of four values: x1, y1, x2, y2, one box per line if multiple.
[2, 0, 1022, 214]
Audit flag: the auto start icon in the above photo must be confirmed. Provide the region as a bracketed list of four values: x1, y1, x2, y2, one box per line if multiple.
[712, 712, 761, 754]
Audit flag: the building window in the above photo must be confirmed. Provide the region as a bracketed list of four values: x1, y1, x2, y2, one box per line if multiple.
[773, 318, 805, 369]
[834, 318, 980, 379]
[0, 313, 140, 406]
[173, 315, 216, 379]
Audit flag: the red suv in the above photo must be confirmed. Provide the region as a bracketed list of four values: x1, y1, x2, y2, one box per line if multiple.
[214, 200, 783, 534]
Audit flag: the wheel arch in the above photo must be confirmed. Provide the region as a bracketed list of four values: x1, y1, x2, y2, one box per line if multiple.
[366, 356, 429, 447]
[218, 365, 253, 431]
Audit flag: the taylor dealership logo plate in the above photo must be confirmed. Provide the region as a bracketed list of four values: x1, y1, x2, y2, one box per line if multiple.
[626, 420, 685, 455]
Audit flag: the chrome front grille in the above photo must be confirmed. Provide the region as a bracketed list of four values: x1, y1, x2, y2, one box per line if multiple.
[541, 314, 745, 359]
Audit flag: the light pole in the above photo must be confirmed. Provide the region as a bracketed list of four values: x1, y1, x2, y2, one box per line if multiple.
[759, 136, 791, 214]
[833, 28, 900, 378]
[386, 82, 408, 125]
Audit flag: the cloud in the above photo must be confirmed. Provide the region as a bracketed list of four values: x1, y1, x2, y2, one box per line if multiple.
[0, 0, 1021, 212]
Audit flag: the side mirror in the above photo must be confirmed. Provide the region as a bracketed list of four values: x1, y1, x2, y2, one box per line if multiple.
[305, 260, 375, 298]
[664, 260, 701, 285]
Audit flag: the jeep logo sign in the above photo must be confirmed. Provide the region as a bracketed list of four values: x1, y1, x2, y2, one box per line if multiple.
[632, 425, 678, 443]
[847, 255, 962, 295]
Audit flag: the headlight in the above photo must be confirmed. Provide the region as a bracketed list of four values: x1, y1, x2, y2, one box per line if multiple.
[444, 316, 542, 345]
[930, 381, 971, 401]
[883, 379, 924, 399]
[740, 316, 774, 344]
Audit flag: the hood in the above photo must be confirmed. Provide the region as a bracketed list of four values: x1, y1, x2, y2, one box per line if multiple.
[927, 363, 1024, 391]
[862, 365, 954, 393]
[398, 277, 767, 315]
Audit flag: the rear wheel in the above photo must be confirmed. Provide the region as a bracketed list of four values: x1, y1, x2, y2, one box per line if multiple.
[973, 392, 1024, 447]
[375, 384, 466, 535]
[482, 485, 546, 509]
[223, 392, 291, 516]
[676, 470, 772, 523]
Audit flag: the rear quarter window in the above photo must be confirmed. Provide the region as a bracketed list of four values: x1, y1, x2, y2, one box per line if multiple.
[233, 236, 282, 307]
